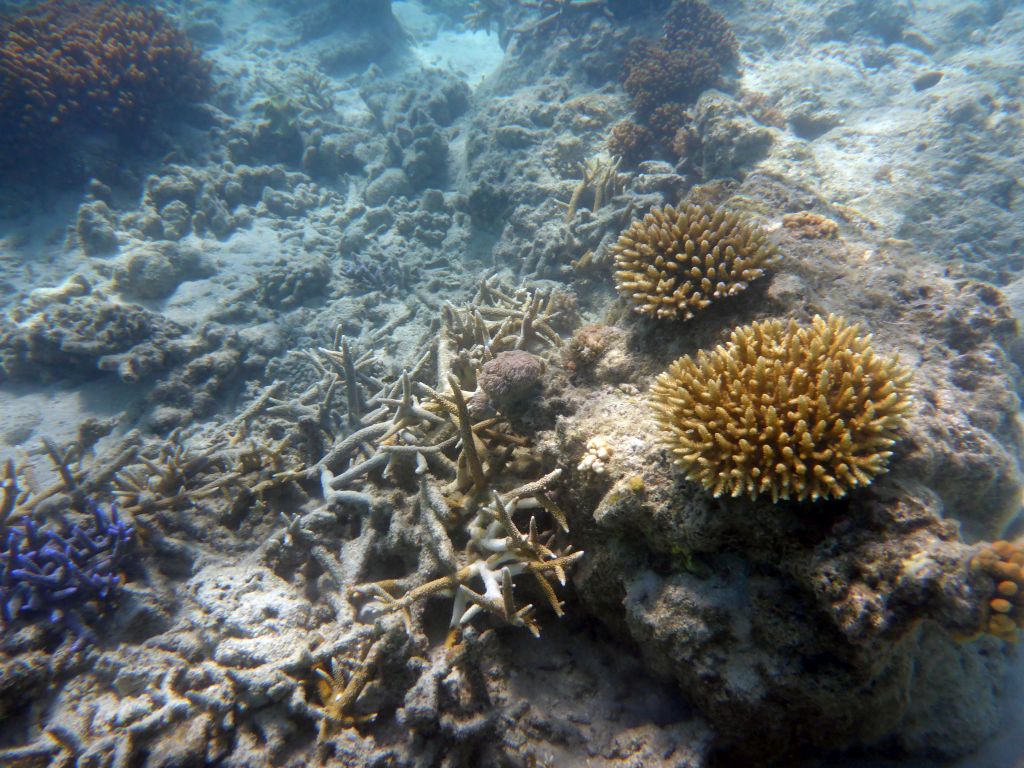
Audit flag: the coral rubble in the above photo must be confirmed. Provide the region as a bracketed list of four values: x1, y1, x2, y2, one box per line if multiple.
[651, 314, 913, 501]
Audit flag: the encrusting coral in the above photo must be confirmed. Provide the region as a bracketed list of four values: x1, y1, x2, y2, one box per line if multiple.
[783, 210, 840, 239]
[651, 314, 913, 502]
[611, 202, 776, 320]
[970, 539, 1024, 642]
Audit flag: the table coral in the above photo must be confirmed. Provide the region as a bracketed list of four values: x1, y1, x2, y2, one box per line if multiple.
[651, 314, 913, 502]
[0, 0, 211, 174]
[611, 202, 776, 321]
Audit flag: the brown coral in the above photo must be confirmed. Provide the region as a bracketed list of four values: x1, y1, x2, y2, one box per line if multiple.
[651, 314, 913, 502]
[622, 0, 737, 117]
[970, 540, 1024, 642]
[0, 0, 211, 174]
[607, 119, 653, 165]
[611, 203, 776, 320]
[783, 211, 839, 240]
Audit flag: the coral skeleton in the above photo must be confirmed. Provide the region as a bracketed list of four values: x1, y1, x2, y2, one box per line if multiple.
[509, 0, 612, 37]
[612, 203, 776, 320]
[651, 314, 913, 501]
[352, 475, 582, 637]
[558, 153, 626, 225]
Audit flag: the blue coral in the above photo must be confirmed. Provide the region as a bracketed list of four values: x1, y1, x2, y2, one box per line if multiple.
[1, 502, 133, 650]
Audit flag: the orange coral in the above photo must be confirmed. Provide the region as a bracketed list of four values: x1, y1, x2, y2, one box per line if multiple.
[0, 0, 210, 173]
[783, 211, 839, 240]
[970, 540, 1024, 642]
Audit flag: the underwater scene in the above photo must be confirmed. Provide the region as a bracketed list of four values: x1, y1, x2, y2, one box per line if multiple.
[1, 0, 1023, 766]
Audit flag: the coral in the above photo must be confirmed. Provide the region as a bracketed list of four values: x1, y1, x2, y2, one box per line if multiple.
[607, 120, 654, 165]
[340, 253, 415, 295]
[611, 203, 776, 320]
[477, 350, 545, 409]
[1, 502, 134, 649]
[114, 241, 210, 300]
[647, 102, 692, 146]
[509, 0, 613, 38]
[577, 436, 613, 475]
[559, 154, 625, 224]
[623, 38, 720, 116]
[970, 539, 1024, 642]
[783, 210, 840, 239]
[352, 475, 583, 638]
[651, 314, 913, 502]
[621, 0, 736, 117]
[0, 297, 189, 383]
[0, 0, 211, 174]
[314, 636, 386, 737]
[661, 0, 738, 58]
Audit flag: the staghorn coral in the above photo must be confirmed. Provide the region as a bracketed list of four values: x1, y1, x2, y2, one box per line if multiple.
[969, 539, 1024, 642]
[651, 314, 913, 502]
[559, 153, 625, 224]
[611, 202, 776, 320]
[1, 501, 134, 650]
[0, 0, 210, 175]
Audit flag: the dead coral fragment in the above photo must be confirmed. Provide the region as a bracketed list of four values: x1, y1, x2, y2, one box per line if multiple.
[651, 315, 912, 502]
[970, 540, 1024, 642]
[314, 638, 383, 738]
[612, 203, 776, 321]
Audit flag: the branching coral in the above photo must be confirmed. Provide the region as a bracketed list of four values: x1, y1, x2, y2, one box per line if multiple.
[611, 203, 776, 320]
[0, 0, 211, 174]
[352, 474, 582, 638]
[622, 0, 736, 116]
[558, 153, 625, 224]
[970, 540, 1024, 642]
[607, 119, 654, 165]
[509, 0, 612, 37]
[651, 315, 913, 502]
[1, 502, 134, 649]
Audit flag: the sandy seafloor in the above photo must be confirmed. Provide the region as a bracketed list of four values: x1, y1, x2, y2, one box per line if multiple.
[2, 0, 1024, 766]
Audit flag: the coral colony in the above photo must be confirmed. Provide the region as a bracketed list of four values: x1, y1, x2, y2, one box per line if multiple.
[1, 503, 134, 649]
[1, 0, 1023, 765]
[651, 315, 913, 501]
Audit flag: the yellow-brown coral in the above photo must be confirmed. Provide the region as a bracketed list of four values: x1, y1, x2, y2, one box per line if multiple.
[612, 203, 776, 320]
[970, 539, 1024, 642]
[651, 314, 912, 502]
[782, 211, 839, 240]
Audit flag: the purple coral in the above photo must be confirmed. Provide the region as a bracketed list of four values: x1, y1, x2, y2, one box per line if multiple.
[1, 502, 134, 650]
[478, 350, 545, 408]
